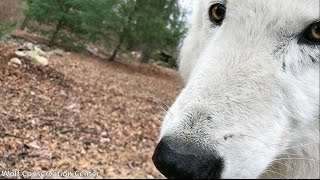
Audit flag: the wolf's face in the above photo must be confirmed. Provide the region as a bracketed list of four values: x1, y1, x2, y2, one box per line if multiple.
[153, 0, 319, 179]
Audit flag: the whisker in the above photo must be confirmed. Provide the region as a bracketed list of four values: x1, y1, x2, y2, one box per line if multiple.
[262, 171, 272, 179]
[147, 96, 176, 119]
[271, 161, 293, 171]
[139, 94, 176, 121]
[274, 158, 319, 162]
[148, 96, 170, 110]
[277, 153, 310, 157]
[268, 142, 318, 150]
[217, 133, 270, 147]
[283, 143, 319, 150]
[264, 169, 289, 179]
[219, 133, 318, 152]
[237, 134, 270, 147]
[150, 113, 163, 122]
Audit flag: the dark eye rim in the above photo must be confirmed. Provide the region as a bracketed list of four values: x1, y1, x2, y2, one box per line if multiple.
[298, 20, 320, 45]
[208, 3, 226, 26]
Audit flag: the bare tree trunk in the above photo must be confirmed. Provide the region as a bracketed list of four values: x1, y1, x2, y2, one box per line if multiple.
[20, 15, 30, 30]
[50, 19, 63, 43]
[108, 44, 121, 61]
[108, 36, 124, 61]
[140, 49, 151, 63]
[50, 5, 71, 43]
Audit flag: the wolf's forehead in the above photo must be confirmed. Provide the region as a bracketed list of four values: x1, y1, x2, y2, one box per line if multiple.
[201, 0, 319, 22]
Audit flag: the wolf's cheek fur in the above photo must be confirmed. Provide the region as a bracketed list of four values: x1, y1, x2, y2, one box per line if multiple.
[154, 0, 320, 179]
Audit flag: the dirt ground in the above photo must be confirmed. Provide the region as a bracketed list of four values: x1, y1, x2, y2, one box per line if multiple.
[0, 42, 183, 178]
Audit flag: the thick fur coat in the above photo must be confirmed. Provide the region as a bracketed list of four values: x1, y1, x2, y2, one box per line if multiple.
[158, 0, 319, 178]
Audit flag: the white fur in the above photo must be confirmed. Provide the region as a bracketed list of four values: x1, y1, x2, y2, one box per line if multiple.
[159, 0, 319, 178]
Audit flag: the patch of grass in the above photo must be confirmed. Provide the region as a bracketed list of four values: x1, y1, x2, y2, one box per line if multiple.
[0, 22, 15, 39]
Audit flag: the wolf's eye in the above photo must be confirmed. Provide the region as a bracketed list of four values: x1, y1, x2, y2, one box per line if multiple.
[299, 21, 320, 45]
[209, 3, 226, 25]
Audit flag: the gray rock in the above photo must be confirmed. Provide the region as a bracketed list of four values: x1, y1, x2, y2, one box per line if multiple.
[9, 58, 22, 65]
[32, 55, 48, 66]
[39, 45, 51, 52]
[51, 49, 64, 56]
[26, 51, 39, 58]
[34, 46, 46, 56]
[24, 50, 48, 66]
[23, 42, 34, 50]
[86, 46, 99, 56]
[15, 51, 27, 57]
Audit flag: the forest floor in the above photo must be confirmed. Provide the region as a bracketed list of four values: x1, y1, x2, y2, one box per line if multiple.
[0, 34, 183, 178]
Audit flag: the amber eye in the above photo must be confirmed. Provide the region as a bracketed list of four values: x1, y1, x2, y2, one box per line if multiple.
[299, 21, 320, 44]
[209, 3, 226, 25]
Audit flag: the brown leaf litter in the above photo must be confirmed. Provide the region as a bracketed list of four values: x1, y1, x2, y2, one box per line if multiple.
[0, 42, 183, 179]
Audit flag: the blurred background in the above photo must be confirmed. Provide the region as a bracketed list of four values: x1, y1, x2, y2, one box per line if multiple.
[0, 0, 192, 178]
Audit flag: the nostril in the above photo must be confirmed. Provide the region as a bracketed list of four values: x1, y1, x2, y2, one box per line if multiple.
[152, 137, 224, 179]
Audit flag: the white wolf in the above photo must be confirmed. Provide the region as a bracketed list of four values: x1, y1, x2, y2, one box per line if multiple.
[152, 0, 319, 179]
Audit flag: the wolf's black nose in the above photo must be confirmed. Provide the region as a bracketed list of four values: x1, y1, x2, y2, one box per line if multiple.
[152, 137, 224, 179]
